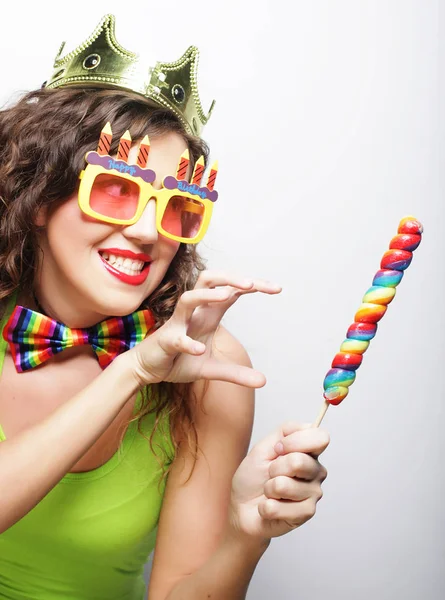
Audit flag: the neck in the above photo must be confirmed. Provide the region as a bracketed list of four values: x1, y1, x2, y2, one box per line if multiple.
[33, 291, 46, 315]
[31, 287, 115, 328]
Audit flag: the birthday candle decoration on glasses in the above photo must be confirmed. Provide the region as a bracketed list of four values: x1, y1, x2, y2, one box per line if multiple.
[117, 130, 132, 161]
[136, 135, 150, 169]
[97, 122, 113, 156]
[206, 160, 218, 191]
[176, 149, 190, 180]
[191, 156, 205, 185]
[136, 135, 150, 168]
[314, 216, 423, 427]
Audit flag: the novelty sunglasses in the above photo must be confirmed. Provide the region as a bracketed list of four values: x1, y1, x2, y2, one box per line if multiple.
[78, 123, 218, 244]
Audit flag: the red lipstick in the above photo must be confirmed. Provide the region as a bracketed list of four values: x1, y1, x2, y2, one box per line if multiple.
[99, 248, 152, 262]
[98, 249, 152, 286]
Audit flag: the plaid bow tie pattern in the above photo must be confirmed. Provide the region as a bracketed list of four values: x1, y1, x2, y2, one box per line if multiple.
[2, 305, 155, 373]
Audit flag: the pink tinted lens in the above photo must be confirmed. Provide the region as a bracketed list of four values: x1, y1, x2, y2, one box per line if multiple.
[89, 173, 140, 220]
[161, 195, 205, 239]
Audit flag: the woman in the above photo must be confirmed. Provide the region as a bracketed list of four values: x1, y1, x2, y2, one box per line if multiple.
[0, 15, 329, 600]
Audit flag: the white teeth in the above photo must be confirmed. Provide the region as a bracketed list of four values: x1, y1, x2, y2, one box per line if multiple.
[100, 251, 145, 275]
[119, 265, 140, 276]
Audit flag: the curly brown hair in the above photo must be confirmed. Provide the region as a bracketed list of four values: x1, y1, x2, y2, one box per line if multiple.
[0, 87, 211, 472]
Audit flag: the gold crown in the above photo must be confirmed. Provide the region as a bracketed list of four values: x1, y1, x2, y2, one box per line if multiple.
[43, 14, 215, 137]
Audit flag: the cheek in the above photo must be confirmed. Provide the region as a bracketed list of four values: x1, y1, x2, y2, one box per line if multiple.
[143, 239, 180, 296]
[47, 196, 82, 232]
[160, 237, 180, 259]
[155, 236, 181, 270]
[45, 197, 113, 256]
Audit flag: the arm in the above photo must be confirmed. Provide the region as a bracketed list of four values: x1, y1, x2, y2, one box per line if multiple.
[0, 353, 139, 533]
[0, 272, 276, 535]
[148, 327, 268, 600]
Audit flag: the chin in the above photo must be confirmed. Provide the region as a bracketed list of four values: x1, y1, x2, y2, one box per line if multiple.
[94, 297, 146, 318]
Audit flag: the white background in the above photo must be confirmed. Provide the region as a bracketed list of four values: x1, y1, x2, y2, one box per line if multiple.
[2, 1, 444, 598]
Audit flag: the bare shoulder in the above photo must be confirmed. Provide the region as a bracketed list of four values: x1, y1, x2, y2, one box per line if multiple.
[189, 326, 255, 447]
[211, 324, 253, 366]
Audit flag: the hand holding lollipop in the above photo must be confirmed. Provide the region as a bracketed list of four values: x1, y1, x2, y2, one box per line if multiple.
[314, 216, 423, 426]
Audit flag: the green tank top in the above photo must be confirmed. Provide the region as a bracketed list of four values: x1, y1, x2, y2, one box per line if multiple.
[0, 294, 173, 599]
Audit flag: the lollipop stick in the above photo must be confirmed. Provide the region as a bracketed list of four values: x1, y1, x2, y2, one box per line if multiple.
[313, 400, 330, 427]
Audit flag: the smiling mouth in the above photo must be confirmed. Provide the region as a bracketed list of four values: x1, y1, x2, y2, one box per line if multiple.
[98, 251, 150, 276]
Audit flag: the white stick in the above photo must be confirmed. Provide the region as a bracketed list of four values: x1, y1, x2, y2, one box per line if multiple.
[313, 400, 330, 427]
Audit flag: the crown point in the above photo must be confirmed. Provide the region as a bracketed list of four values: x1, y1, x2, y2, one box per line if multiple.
[44, 14, 214, 136]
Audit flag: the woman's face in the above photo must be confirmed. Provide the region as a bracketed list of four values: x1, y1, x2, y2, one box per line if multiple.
[35, 131, 187, 326]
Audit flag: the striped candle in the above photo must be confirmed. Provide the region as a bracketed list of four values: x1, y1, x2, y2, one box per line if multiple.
[191, 156, 205, 185]
[206, 160, 218, 191]
[137, 135, 150, 168]
[97, 122, 113, 156]
[176, 149, 190, 180]
[117, 130, 132, 161]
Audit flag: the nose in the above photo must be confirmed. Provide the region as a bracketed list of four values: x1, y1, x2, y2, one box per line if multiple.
[121, 198, 158, 244]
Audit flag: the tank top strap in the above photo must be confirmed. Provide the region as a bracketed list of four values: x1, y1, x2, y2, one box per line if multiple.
[0, 291, 18, 377]
[0, 291, 18, 441]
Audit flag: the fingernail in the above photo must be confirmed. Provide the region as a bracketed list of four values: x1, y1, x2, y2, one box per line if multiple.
[274, 441, 284, 455]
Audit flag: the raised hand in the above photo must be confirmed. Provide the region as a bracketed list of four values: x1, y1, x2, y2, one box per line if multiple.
[229, 423, 329, 540]
[128, 270, 281, 387]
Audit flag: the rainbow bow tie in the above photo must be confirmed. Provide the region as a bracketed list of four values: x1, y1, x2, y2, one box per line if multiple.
[2, 305, 155, 373]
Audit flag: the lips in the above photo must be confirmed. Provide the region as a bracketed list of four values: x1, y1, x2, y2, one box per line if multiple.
[98, 248, 152, 286]
[99, 248, 152, 262]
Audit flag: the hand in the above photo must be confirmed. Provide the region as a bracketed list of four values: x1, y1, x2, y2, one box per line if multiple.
[229, 423, 329, 541]
[128, 270, 281, 387]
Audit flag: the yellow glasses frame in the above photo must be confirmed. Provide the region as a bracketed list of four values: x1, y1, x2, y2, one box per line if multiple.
[78, 165, 214, 244]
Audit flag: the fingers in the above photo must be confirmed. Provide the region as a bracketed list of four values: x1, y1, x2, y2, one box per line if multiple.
[194, 270, 282, 295]
[172, 288, 232, 324]
[199, 358, 267, 388]
[259, 423, 329, 530]
[235, 278, 282, 295]
[258, 496, 318, 528]
[260, 456, 326, 528]
[170, 272, 281, 330]
[194, 271, 255, 291]
[264, 476, 323, 502]
[276, 424, 330, 458]
[247, 423, 330, 535]
[269, 452, 324, 481]
[158, 332, 206, 356]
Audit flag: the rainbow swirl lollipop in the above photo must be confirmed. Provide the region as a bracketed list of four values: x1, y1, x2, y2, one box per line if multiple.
[315, 216, 423, 425]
